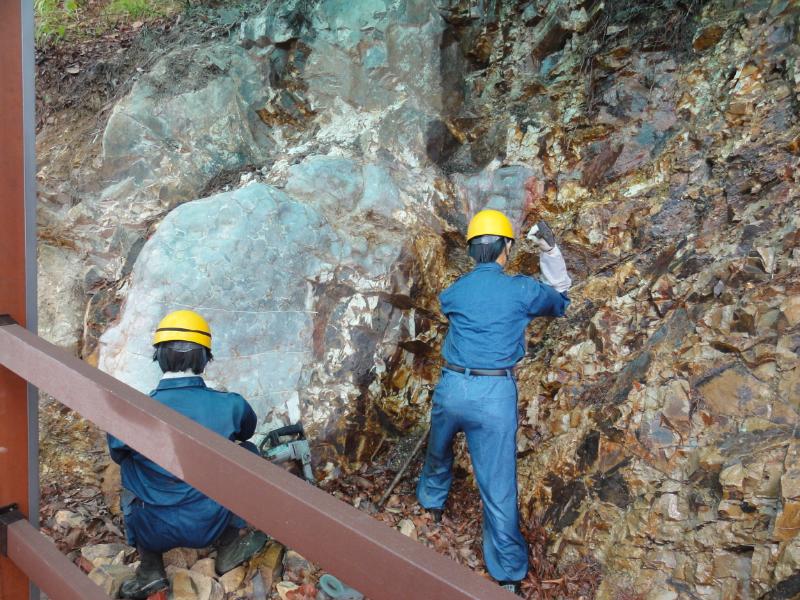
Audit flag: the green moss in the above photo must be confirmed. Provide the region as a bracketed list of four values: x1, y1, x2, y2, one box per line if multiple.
[34, 0, 190, 46]
[34, 0, 79, 44]
[104, 0, 170, 20]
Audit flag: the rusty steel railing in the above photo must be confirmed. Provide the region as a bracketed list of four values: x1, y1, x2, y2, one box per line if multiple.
[0, 319, 512, 600]
[0, 505, 107, 600]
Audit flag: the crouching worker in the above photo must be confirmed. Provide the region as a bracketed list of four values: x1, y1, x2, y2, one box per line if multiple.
[108, 310, 268, 599]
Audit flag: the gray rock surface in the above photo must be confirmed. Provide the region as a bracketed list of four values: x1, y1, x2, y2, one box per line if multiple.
[98, 154, 439, 440]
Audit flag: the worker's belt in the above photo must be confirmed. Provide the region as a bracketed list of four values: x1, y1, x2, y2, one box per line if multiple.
[443, 362, 514, 377]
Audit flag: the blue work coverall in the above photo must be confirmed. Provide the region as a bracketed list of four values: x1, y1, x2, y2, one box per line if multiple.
[417, 261, 569, 582]
[108, 376, 258, 553]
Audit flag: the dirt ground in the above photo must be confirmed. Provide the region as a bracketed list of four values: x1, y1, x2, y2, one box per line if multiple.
[39, 394, 601, 598]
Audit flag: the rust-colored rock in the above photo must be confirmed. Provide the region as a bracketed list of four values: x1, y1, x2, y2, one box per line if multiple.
[692, 25, 725, 51]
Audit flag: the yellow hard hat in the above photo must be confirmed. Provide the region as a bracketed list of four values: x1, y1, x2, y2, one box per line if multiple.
[466, 209, 514, 241]
[152, 310, 212, 350]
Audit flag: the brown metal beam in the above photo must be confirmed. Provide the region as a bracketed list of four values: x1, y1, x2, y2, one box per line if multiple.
[0, 322, 513, 600]
[4, 512, 109, 600]
[0, 0, 36, 598]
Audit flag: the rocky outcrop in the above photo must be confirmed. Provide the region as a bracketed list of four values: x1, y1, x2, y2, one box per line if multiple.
[457, 1, 800, 597]
[99, 161, 441, 440]
[92, 0, 470, 458]
[36, 0, 800, 597]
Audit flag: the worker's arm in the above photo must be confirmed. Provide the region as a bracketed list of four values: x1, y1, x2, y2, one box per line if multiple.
[522, 277, 570, 317]
[523, 220, 571, 316]
[232, 394, 258, 442]
[107, 433, 133, 464]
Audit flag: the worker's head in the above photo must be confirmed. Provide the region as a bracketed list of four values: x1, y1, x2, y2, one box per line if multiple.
[151, 310, 213, 374]
[466, 209, 514, 264]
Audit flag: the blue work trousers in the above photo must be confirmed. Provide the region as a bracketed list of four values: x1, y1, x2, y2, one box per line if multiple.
[122, 441, 257, 553]
[417, 369, 528, 582]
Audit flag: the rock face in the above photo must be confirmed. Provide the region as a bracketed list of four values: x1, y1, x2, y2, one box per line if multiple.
[99, 164, 432, 437]
[36, 0, 800, 597]
[464, 1, 800, 598]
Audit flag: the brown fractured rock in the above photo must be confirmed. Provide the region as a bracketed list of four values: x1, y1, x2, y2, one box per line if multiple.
[693, 25, 725, 51]
[88, 564, 135, 597]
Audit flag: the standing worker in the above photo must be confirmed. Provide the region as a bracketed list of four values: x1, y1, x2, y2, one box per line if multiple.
[109, 310, 268, 599]
[416, 209, 571, 596]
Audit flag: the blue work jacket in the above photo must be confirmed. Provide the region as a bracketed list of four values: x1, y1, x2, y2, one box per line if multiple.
[107, 376, 257, 549]
[440, 262, 570, 369]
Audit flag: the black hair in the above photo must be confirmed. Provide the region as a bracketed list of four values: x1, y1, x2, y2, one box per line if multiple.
[152, 341, 213, 374]
[468, 235, 512, 263]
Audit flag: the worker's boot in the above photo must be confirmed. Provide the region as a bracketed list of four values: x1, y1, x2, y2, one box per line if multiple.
[119, 548, 168, 599]
[215, 527, 269, 575]
[498, 581, 523, 597]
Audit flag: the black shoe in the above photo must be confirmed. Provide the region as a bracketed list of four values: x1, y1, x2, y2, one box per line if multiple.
[428, 508, 443, 523]
[215, 529, 269, 575]
[498, 580, 523, 596]
[119, 549, 168, 599]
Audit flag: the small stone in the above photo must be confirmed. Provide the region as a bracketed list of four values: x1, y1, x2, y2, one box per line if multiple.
[277, 581, 299, 600]
[252, 572, 268, 599]
[88, 564, 135, 597]
[81, 543, 134, 568]
[282, 550, 312, 581]
[193, 572, 226, 600]
[163, 547, 199, 570]
[168, 567, 224, 600]
[54, 510, 83, 530]
[248, 541, 284, 590]
[190, 557, 217, 579]
[219, 566, 246, 594]
[397, 519, 417, 540]
[171, 569, 199, 600]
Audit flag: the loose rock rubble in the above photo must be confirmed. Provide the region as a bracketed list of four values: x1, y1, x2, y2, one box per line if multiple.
[77, 538, 343, 600]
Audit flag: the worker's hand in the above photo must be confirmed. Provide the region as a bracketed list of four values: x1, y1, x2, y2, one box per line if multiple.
[526, 220, 556, 252]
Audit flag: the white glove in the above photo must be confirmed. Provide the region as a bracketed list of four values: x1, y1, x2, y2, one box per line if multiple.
[540, 245, 572, 293]
[526, 220, 556, 252]
[527, 221, 571, 292]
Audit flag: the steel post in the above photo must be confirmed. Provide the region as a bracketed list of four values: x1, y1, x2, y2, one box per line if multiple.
[0, 1, 37, 599]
